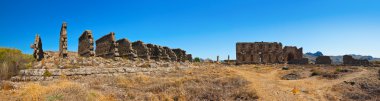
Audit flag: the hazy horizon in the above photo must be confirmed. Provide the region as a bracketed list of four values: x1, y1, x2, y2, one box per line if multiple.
[1, 0, 380, 60]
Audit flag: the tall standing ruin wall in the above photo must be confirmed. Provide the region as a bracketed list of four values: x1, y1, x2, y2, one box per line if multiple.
[236, 42, 308, 64]
[31, 22, 192, 62]
[95, 32, 120, 58]
[78, 30, 95, 57]
[117, 38, 137, 60]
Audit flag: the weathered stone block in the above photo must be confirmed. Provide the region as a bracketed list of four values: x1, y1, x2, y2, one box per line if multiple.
[59, 22, 68, 58]
[78, 30, 95, 57]
[163, 47, 177, 61]
[236, 42, 284, 64]
[186, 54, 193, 62]
[30, 34, 44, 61]
[117, 38, 137, 60]
[132, 40, 150, 60]
[316, 56, 331, 64]
[158, 46, 171, 61]
[172, 48, 186, 62]
[147, 44, 162, 61]
[343, 55, 370, 66]
[95, 32, 120, 58]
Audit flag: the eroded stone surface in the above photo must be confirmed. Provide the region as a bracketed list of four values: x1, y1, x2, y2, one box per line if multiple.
[59, 22, 68, 58]
[316, 56, 332, 64]
[236, 42, 306, 64]
[172, 48, 186, 62]
[236, 42, 284, 64]
[30, 34, 44, 61]
[95, 32, 120, 58]
[163, 47, 177, 62]
[132, 40, 150, 60]
[186, 54, 193, 62]
[117, 38, 137, 60]
[78, 30, 95, 57]
[343, 55, 370, 66]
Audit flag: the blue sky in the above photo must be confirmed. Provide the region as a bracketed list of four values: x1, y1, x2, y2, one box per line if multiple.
[0, 0, 379, 60]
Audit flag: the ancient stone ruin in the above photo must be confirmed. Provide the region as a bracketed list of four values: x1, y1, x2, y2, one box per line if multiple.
[59, 22, 68, 58]
[95, 32, 120, 58]
[116, 38, 137, 60]
[316, 56, 332, 64]
[343, 55, 370, 66]
[78, 30, 95, 57]
[147, 44, 162, 61]
[283, 46, 308, 64]
[30, 22, 193, 62]
[172, 49, 186, 62]
[158, 46, 171, 61]
[163, 47, 177, 61]
[186, 54, 193, 62]
[132, 40, 150, 60]
[30, 34, 44, 61]
[236, 42, 308, 64]
[236, 42, 284, 64]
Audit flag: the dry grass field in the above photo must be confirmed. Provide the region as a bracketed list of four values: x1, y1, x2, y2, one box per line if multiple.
[0, 63, 379, 101]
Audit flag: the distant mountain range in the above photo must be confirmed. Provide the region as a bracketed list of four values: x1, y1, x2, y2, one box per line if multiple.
[304, 51, 380, 64]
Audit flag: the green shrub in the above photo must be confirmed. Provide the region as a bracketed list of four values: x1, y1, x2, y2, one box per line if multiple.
[43, 69, 52, 77]
[194, 57, 201, 62]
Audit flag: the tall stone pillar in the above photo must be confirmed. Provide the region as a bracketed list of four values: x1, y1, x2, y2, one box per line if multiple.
[30, 34, 44, 61]
[59, 22, 68, 58]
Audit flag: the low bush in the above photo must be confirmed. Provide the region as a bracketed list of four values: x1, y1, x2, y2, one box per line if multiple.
[0, 48, 34, 80]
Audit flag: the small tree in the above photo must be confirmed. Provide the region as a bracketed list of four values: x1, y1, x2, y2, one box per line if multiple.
[194, 57, 201, 62]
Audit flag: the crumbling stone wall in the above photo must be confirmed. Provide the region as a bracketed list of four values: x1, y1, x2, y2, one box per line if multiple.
[186, 54, 193, 62]
[59, 22, 68, 58]
[343, 55, 370, 66]
[78, 30, 95, 57]
[236, 42, 307, 64]
[283, 46, 303, 62]
[172, 49, 186, 62]
[163, 47, 177, 61]
[30, 34, 44, 61]
[147, 44, 162, 61]
[316, 56, 332, 64]
[158, 46, 171, 61]
[132, 40, 150, 60]
[95, 32, 120, 58]
[117, 38, 137, 60]
[236, 42, 284, 64]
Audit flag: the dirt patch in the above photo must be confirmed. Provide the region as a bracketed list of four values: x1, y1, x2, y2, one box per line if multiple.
[331, 69, 380, 101]
[281, 73, 301, 80]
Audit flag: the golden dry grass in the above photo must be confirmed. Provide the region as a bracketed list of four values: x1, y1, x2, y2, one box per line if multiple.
[0, 65, 258, 101]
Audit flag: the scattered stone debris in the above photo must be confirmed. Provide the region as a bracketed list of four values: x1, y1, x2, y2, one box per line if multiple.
[236, 42, 307, 64]
[282, 73, 300, 80]
[316, 56, 332, 64]
[59, 22, 68, 58]
[78, 30, 95, 57]
[30, 34, 44, 61]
